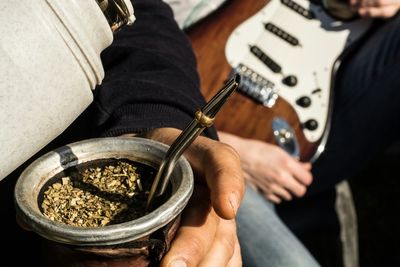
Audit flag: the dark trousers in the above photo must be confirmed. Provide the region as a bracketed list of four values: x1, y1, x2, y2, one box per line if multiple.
[278, 13, 400, 266]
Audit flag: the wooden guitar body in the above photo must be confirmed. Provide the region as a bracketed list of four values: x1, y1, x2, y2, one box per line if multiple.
[187, 0, 371, 161]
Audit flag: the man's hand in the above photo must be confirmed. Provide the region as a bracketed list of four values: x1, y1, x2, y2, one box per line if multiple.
[161, 186, 241, 267]
[145, 128, 245, 267]
[350, 0, 400, 18]
[219, 132, 312, 204]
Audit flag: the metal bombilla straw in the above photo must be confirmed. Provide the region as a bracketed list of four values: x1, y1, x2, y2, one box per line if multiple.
[146, 74, 241, 210]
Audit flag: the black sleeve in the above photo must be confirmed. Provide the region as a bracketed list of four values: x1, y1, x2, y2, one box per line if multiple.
[92, 0, 218, 139]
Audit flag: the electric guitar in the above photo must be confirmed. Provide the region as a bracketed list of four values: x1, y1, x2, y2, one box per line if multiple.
[188, 0, 372, 161]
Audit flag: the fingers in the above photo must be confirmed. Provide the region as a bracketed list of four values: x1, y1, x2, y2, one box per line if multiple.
[228, 137, 312, 203]
[301, 162, 312, 171]
[353, 0, 398, 7]
[258, 173, 305, 203]
[350, 0, 359, 7]
[187, 137, 245, 220]
[287, 160, 313, 186]
[161, 187, 217, 267]
[350, 0, 400, 17]
[243, 174, 280, 204]
[162, 187, 239, 267]
[198, 219, 238, 267]
[357, 5, 400, 17]
[267, 156, 309, 198]
[245, 173, 291, 204]
[271, 152, 311, 197]
[264, 192, 282, 204]
[278, 172, 307, 197]
[204, 143, 244, 219]
[269, 184, 293, 201]
[226, 238, 242, 267]
[142, 127, 245, 220]
[250, 161, 310, 201]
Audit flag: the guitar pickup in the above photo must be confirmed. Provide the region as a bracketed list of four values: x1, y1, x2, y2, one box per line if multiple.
[280, 0, 315, 19]
[265, 23, 301, 47]
[249, 45, 282, 73]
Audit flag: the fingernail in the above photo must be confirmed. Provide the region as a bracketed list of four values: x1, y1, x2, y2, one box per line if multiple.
[169, 260, 187, 267]
[229, 194, 239, 215]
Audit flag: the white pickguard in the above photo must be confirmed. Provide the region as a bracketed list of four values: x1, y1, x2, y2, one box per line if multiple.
[225, 0, 372, 142]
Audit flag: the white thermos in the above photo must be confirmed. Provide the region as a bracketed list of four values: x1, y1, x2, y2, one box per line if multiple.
[0, 0, 135, 180]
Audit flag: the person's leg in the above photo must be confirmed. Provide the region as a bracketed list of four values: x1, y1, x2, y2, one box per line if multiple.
[237, 186, 320, 267]
[277, 189, 343, 267]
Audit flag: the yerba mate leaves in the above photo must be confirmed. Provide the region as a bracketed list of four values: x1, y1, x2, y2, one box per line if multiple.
[41, 161, 147, 228]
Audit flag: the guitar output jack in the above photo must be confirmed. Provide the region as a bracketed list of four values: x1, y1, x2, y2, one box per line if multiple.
[272, 117, 300, 158]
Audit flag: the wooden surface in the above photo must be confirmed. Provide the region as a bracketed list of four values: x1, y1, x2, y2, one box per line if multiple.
[187, 0, 318, 160]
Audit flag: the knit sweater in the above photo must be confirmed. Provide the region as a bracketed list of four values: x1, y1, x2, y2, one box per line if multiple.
[57, 0, 217, 143]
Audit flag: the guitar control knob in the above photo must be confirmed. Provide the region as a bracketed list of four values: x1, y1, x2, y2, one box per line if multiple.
[302, 119, 318, 131]
[282, 75, 297, 87]
[296, 96, 311, 107]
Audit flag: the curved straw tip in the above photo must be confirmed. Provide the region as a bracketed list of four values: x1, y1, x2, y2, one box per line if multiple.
[234, 73, 241, 84]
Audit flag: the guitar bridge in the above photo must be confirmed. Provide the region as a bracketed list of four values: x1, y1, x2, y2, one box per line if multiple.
[231, 64, 278, 108]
